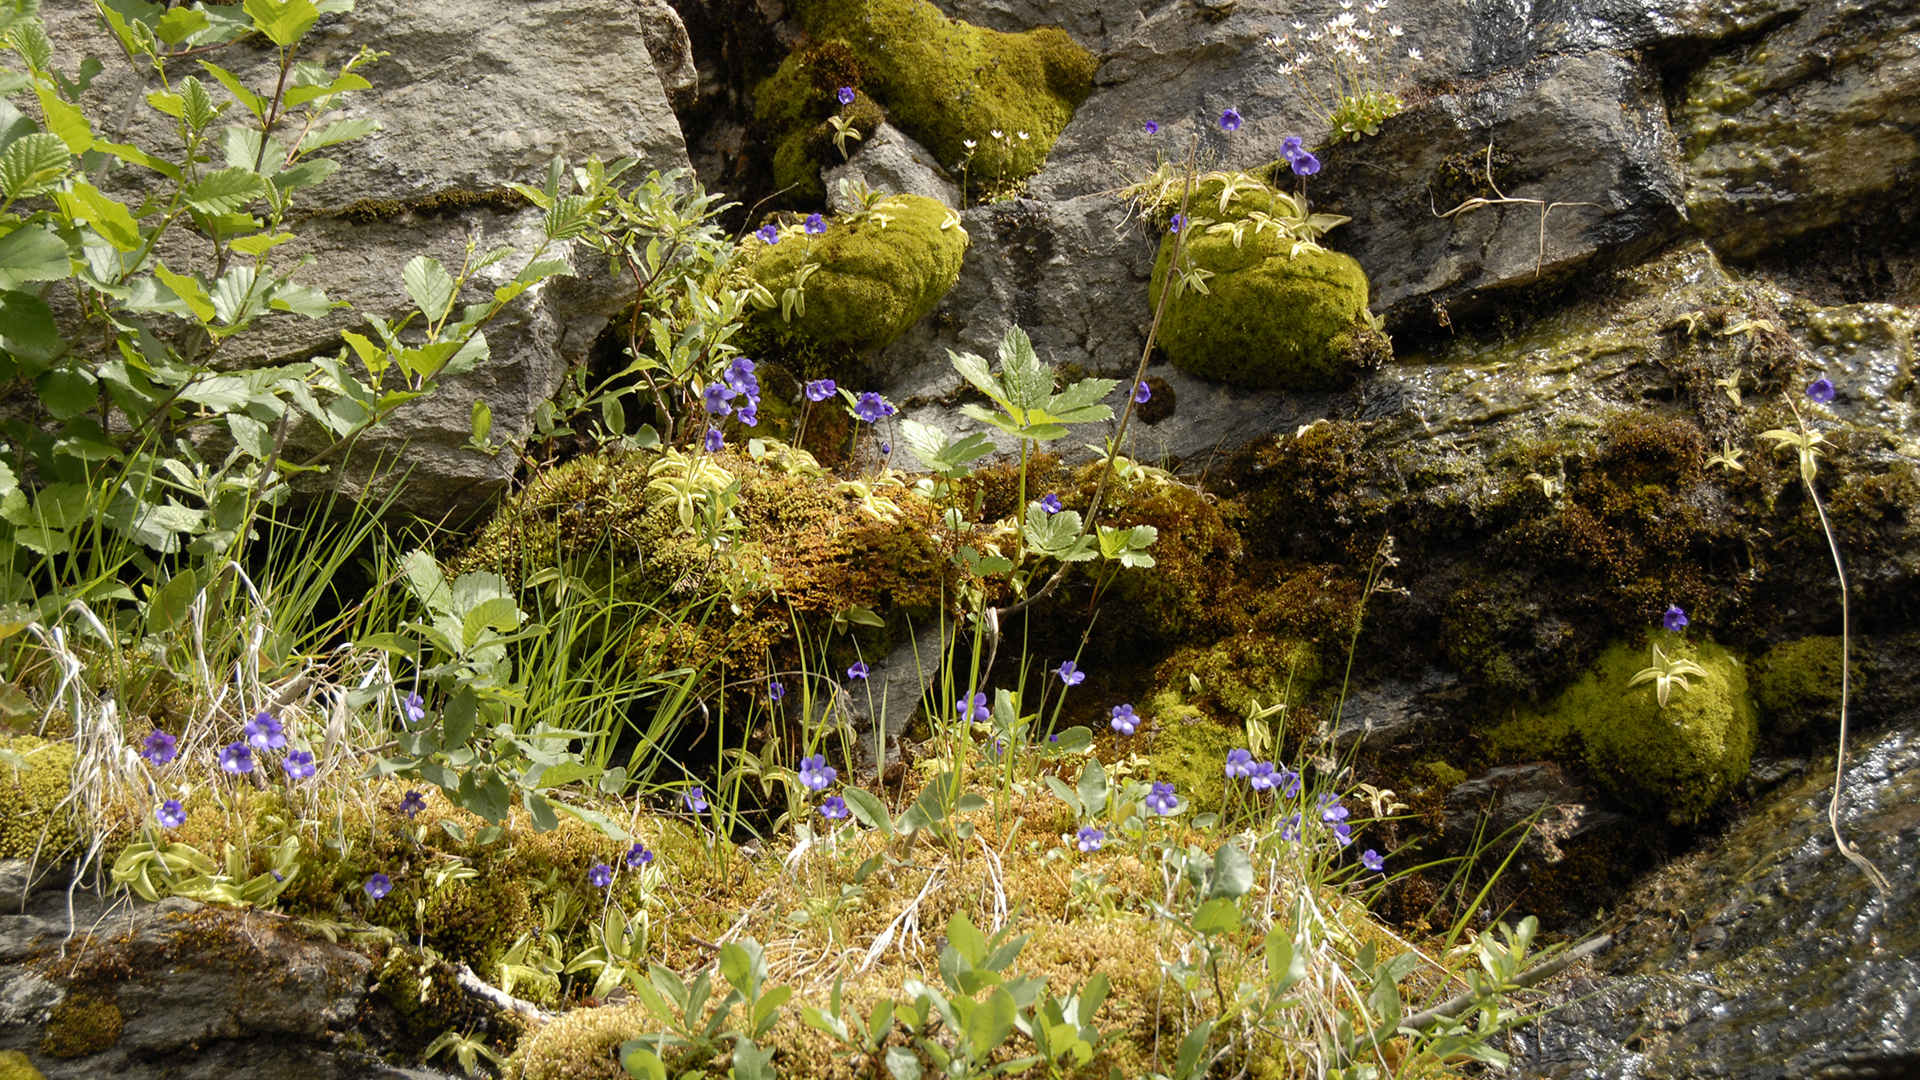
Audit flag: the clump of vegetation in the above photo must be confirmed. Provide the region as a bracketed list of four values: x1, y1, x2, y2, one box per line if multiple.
[0, 736, 77, 861]
[1752, 636, 1856, 735]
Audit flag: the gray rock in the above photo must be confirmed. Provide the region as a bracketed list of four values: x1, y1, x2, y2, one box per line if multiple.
[825, 123, 962, 212]
[829, 618, 951, 776]
[43, 0, 690, 520]
[633, 0, 700, 104]
[1328, 668, 1462, 753]
[1442, 761, 1630, 855]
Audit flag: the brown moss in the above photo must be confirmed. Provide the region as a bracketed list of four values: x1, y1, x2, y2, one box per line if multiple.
[40, 994, 121, 1058]
[333, 186, 530, 225]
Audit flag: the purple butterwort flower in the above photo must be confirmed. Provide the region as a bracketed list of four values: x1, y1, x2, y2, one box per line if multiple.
[626, 842, 654, 868]
[756, 223, 780, 245]
[956, 692, 991, 722]
[1663, 605, 1689, 632]
[880, 441, 891, 455]
[837, 86, 855, 105]
[1143, 120, 1159, 134]
[1040, 493, 1063, 514]
[1318, 795, 1349, 825]
[726, 357, 758, 391]
[704, 427, 724, 452]
[1278, 767, 1302, 799]
[1169, 213, 1186, 234]
[1332, 821, 1353, 846]
[847, 661, 870, 680]
[1807, 378, 1836, 403]
[1134, 380, 1151, 404]
[805, 378, 837, 402]
[703, 382, 737, 416]
[805, 213, 828, 235]
[1220, 107, 1243, 132]
[219, 742, 254, 774]
[1145, 781, 1180, 816]
[282, 750, 316, 781]
[156, 799, 187, 829]
[1056, 660, 1085, 686]
[1048, 733, 1060, 744]
[1281, 812, 1301, 842]
[798, 753, 838, 792]
[1282, 135, 1307, 162]
[1289, 149, 1321, 177]
[364, 872, 392, 900]
[1077, 825, 1105, 852]
[588, 862, 613, 889]
[1110, 703, 1139, 736]
[1361, 849, 1385, 872]
[853, 391, 894, 423]
[142, 730, 177, 766]
[399, 790, 427, 818]
[737, 401, 760, 428]
[244, 712, 285, 750]
[1248, 760, 1277, 791]
[768, 681, 785, 702]
[820, 794, 850, 820]
[402, 691, 427, 724]
[683, 786, 709, 813]
[1225, 749, 1254, 780]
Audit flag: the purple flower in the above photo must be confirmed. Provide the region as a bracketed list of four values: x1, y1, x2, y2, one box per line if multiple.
[956, 692, 990, 722]
[142, 730, 177, 766]
[805, 213, 828, 235]
[1056, 661, 1085, 686]
[1361, 849, 1385, 872]
[683, 786, 709, 813]
[853, 391, 894, 423]
[1225, 749, 1254, 780]
[1281, 812, 1301, 842]
[1169, 213, 1186, 234]
[703, 382, 737, 416]
[847, 662, 870, 680]
[1143, 120, 1159, 134]
[756, 223, 780, 245]
[626, 842, 654, 868]
[1040, 493, 1063, 514]
[798, 753, 838, 792]
[1278, 767, 1301, 799]
[219, 742, 254, 774]
[805, 378, 837, 402]
[1663, 605, 1689, 632]
[726, 357, 759, 393]
[1077, 825, 1105, 852]
[1332, 821, 1353, 846]
[820, 794, 850, 820]
[1807, 378, 1836, 403]
[588, 862, 613, 889]
[399, 790, 427, 818]
[880, 442, 891, 455]
[1219, 107, 1243, 132]
[704, 427, 724, 453]
[1110, 703, 1139, 736]
[1282, 135, 1306, 161]
[281, 750, 316, 781]
[156, 799, 187, 829]
[768, 681, 785, 702]
[1318, 795, 1349, 825]
[1247, 761, 1277, 791]
[1134, 380, 1152, 404]
[244, 712, 285, 750]
[837, 86, 856, 105]
[364, 872, 392, 900]
[1145, 781, 1180, 816]
[1289, 149, 1321, 177]
[402, 691, 427, 724]
[736, 401, 760, 428]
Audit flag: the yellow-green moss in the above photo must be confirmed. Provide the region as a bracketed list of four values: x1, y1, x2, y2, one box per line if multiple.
[1145, 701, 1243, 815]
[1, 736, 78, 861]
[1152, 633, 1321, 727]
[0, 1051, 46, 1080]
[1509, 640, 1755, 823]
[1752, 636, 1856, 735]
[508, 1003, 649, 1080]
[744, 194, 967, 352]
[778, 0, 1095, 193]
[40, 994, 121, 1058]
[1149, 228, 1381, 390]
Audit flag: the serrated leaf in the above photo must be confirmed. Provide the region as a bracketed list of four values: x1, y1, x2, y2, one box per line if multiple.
[243, 0, 320, 47]
[0, 290, 64, 371]
[229, 231, 294, 257]
[272, 156, 338, 193]
[0, 133, 71, 200]
[152, 264, 215, 322]
[210, 266, 261, 325]
[32, 86, 91, 154]
[0, 99, 37, 153]
[156, 6, 210, 44]
[94, 140, 181, 181]
[402, 255, 455, 321]
[0, 225, 70, 289]
[283, 70, 370, 108]
[267, 280, 332, 318]
[186, 166, 267, 214]
[60, 182, 141, 251]
[35, 367, 97, 421]
[298, 117, 375, 153]
[199, 61, 265, 119]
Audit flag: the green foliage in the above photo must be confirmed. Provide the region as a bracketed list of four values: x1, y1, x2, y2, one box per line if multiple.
[616, 936, 787, 1077]
[1752, 636, 1854, 735]
[950, 326, 1117, 443]
[743, 194, 967, 353]
[0, 734, 76, 859]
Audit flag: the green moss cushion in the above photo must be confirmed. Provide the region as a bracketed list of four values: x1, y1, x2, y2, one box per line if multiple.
[1148, 232, 1378, 391]
[745, 194, 967, 352]
[781, 0, 1095, 186]
[1547, 639, 1755, 823]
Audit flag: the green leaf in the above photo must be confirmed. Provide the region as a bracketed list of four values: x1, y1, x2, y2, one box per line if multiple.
[198, 61, 266, 120]
[469, 398, 492, 443]
[1207, 842, 1253, 900]
[0, 289, 64, 366]
[147, 570, 199, 633]
[839, 787, 893, 836]
[1023, 505, 1096, 562]
[884, 1047, 922, 1080]
[0, 133, 70, 199]
[947, 910, 988, 967]
[242, 0, 321, 47]
[729, 1037, 775, 1080]
[1076, 757, 1107, 820]
[964, 986, 1018, 1065]
[618, 1044, 666, 1080]
[227, 413, 272, 457]
[185, 166, 268, 214]
[229, 232, 294, 257]
[402, 255, 456, 322]
[297, 118, 376, 153]
[94, 140, 181, 181]
[155, 7, 210, 44]
[0, 222, 69, 290]
[267, 280, 333, 318]
[523, 790, 559, 832]
[34, 366, 96, 420]
[441, 685, 479, 747]
[0, 99, 38, 153]
[899, 417, 994, 479]
[33, 86, 92, 154]
[60, 182, 141, 251]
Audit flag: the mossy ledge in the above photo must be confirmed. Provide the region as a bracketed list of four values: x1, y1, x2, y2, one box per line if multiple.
[329, 186, 532, 226]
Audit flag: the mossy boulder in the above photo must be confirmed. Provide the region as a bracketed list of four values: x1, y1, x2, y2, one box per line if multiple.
[1752, 636, 1857, 735]
[0, 1051, 47, 1080]
[507, 1003, 649, 1080]
[1526, 639, 1755, 823]
[769, 0, 1096, 196]
[1, 736, 78, 861]
[1148, 217, 1383, 391]
[744, 194, 967, 352]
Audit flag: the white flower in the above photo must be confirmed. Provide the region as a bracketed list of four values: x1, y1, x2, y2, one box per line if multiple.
[990, 129, 1004, 139]
[1017, 131, 1030, 140]
[1388, 23, 1404, 35]
[1407, 47, 1422, 60]
[963, 138, 977, 148]
[1353, 26, 1372, 39]
[1292, 19, 1306, 28]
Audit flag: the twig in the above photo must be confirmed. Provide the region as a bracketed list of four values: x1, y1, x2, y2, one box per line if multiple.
[1400, 933, 1614, 1032]
[1434, 144, 1599, 279]
[455, 962, 554, 1025]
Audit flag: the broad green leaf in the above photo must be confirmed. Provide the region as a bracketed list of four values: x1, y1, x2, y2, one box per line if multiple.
[839, 786, 893, 836]
[199, 61, 266, 119]
[156, 6, 210, 44]
[0, 99, 37, 153]
[283, 70, 370, 107]
[147, 570, 200, 633]
[469, 397, 492, 443]
[442, 686, 479, 748]
[243, 0, 321, 47]
[964, 986, 1018, 1065]
[34, 367, 96, 420]
[883, 1047, 921, 1080]
[947, 910, 988, 967]
[1207, 842, 1253, 900]
[210, 266, 261, 325]
[618, 1044, 666, 1080]
[185, 166, 268, 214]
[462, 596, 520, 648]
[229, 232, 294, 257]
[271, 156, 338, 193]
[400, 548, 453, 614]
[297, 118, 376, 153]
[402, 256, 456, 322]
[94, 139, 182, 181]
[227, 413, 272, 457]
[267, 280, 333, 318]
[33, 86, 92, 154]
[1076, 757, 1107, 819]
[0, 290, 64, 367]
[0, 133, 70, 200]
[60, 183, 141, 251]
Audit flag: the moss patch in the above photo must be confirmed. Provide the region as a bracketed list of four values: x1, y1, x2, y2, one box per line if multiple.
[742, 194, 967, 353]
[508, 1002, 648, 1080]
[1, 736, 78, 861]
[40, 993, 121, 1058]
[0, 1051, 47, 1080]
[1752, 636, 1857, 735]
